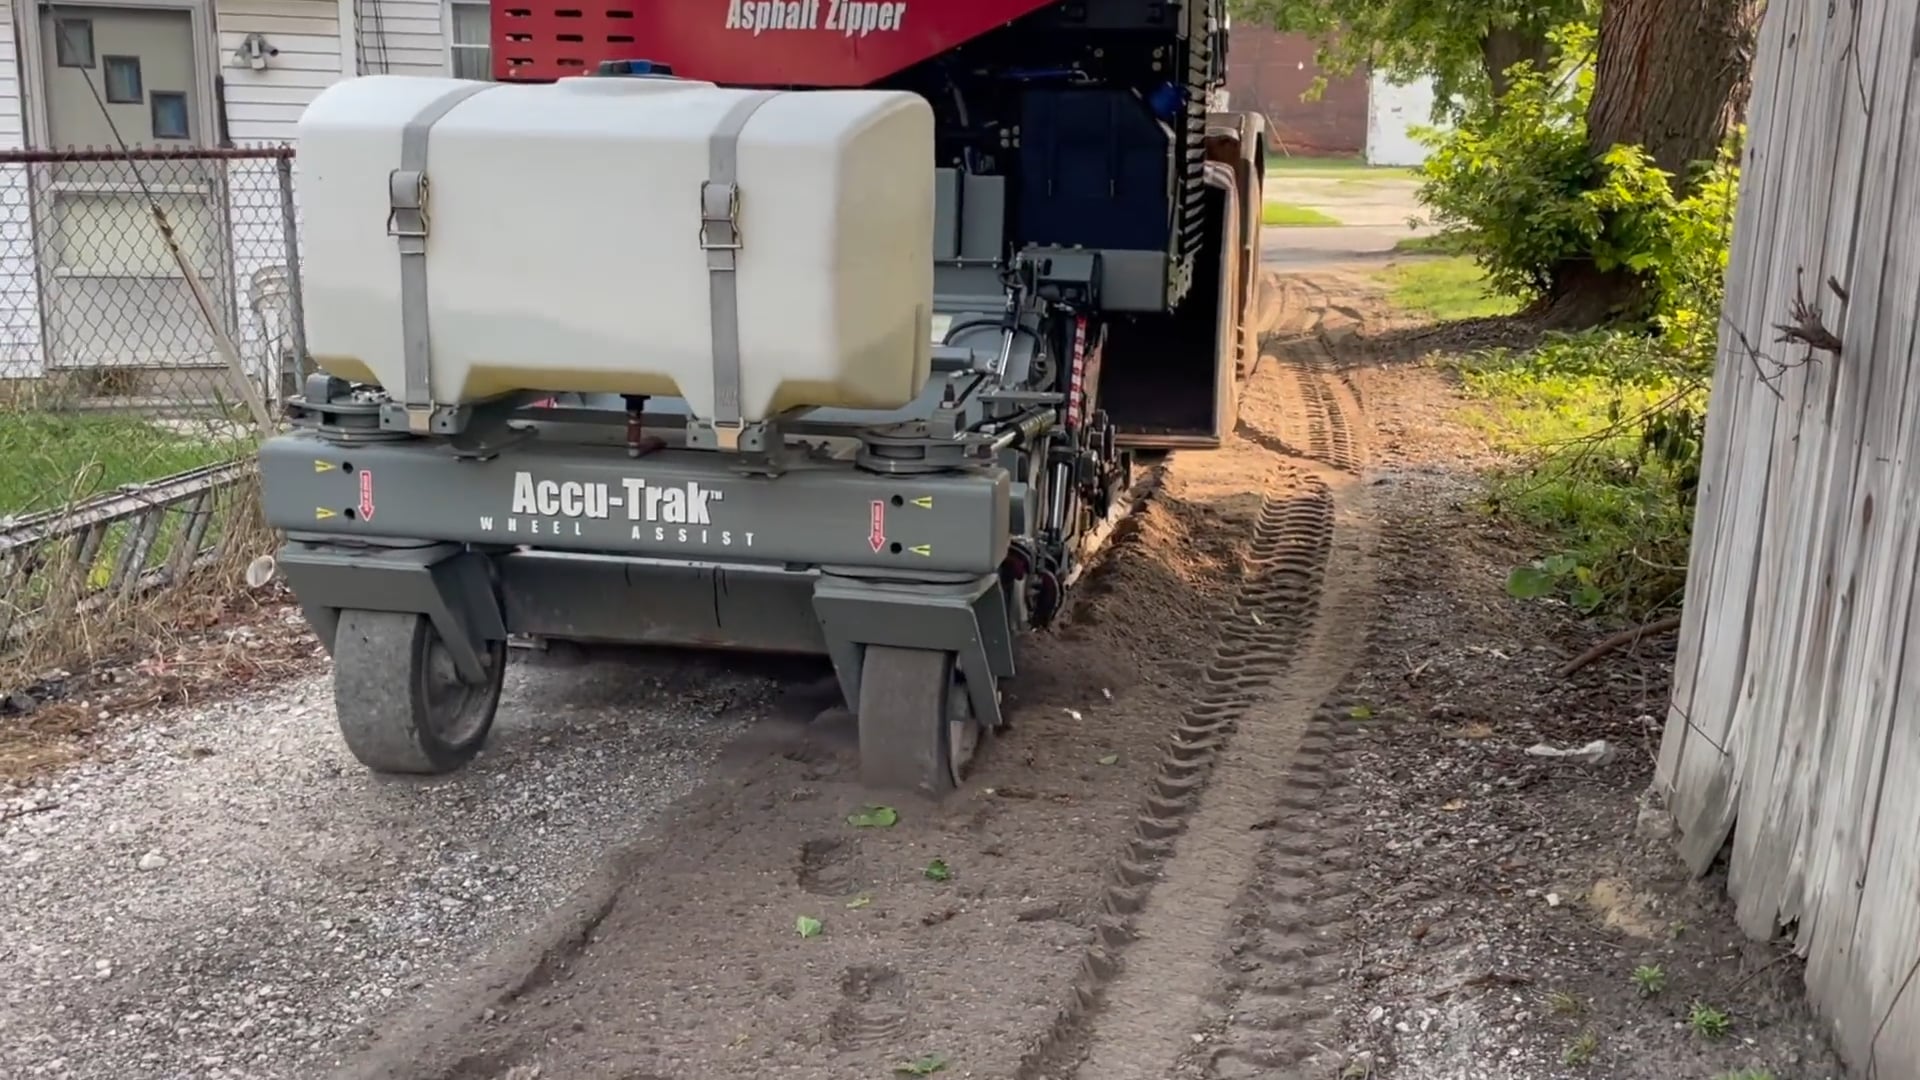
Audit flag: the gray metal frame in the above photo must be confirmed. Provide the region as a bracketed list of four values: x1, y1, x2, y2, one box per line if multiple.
[260, 164, 1107, 741]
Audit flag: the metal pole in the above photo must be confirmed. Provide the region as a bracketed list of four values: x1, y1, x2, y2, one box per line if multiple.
[275, 155, 309, 385]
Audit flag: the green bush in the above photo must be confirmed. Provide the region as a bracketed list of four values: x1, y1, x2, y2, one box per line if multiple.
[1409, 32, 1743, 618]
[1456, 334, 1707, 616]
[1412, 21, 1740, 330]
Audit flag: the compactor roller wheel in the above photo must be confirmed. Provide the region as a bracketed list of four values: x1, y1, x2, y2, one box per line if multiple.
[857, 646, 981, 796]
[331, 609, 507, 776]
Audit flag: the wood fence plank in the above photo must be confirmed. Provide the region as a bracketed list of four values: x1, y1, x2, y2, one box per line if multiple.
[1664, 0, 1920, 1072]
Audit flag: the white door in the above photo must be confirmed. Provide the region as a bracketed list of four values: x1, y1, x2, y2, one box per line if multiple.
[37, 4, 229, 371]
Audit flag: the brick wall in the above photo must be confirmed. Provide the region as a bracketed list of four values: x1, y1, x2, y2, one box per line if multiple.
[1225, 29, 1370, 157]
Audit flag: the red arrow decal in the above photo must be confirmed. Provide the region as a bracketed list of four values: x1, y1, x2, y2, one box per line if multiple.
[868, 500, 886, 553]
[359, 470, 376, 522]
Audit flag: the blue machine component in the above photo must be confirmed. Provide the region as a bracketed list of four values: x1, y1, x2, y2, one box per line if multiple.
[1146, 80, 1187, 121]
[593, 59, 678, 78]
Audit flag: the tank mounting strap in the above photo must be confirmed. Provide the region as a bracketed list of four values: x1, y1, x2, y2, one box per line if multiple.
[390, 81, 501, 433]
[701, 90, 780, 449]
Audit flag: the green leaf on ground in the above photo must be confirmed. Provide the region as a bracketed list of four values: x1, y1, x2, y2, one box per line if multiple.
[924, 858, 951, 882]
[847, 805, 899, 828]
[1347, 704, 1375, 721]
[894, 1053, 949, 1076]
[846, 895, 872, 909]
[1507, 564, 1558, 599]
[1097, 753, 1119, 766]
[795, 915, 823, 938]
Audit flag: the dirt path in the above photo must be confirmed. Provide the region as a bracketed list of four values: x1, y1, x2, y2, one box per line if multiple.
[4, 263, 1851, 1080]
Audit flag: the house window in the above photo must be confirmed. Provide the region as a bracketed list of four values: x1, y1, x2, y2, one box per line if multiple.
[54, 18, 92, 67]
[449, 0, 490, 80]
[104, 56, 142, 103]
[150, 91, 189, 139]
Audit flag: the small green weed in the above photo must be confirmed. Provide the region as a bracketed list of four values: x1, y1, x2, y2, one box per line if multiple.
[1631, 964, 1667, 996]
[1545, 990, 1583, 1016]
[1688, 1002, 1732, 1039]
[1562, 1030, 1599, 1066]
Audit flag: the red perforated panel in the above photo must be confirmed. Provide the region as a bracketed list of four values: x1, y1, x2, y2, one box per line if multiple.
[491, 0, 1056, 86]
[493, 2, 642, 81]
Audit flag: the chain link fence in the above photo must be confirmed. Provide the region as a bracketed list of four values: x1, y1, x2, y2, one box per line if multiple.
[0, 146, 300, 679]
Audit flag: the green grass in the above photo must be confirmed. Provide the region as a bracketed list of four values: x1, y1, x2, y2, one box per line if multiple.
[0, 412, 237, 516]
[1373, 255, 1522, 321]
[1265, 155, 1421, 182]
[1452, 335, 1704, 617]
[1263, 201, 1343, 227]
[1392, 233, 1461, 255]
[1368, 253, 1706, 617]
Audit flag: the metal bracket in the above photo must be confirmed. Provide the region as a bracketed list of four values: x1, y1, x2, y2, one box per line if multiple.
[683, 417, 789, 475]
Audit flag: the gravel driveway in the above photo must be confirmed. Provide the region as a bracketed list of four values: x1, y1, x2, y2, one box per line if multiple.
[0, 624, 776, 1080]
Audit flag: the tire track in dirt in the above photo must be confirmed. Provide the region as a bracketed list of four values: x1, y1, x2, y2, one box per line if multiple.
[1251, 276, 1368, 474]
[1179, 701, 1373, 1079]
[1016, 275, 1381, 1080]
[1173, 274, 1388, 1079]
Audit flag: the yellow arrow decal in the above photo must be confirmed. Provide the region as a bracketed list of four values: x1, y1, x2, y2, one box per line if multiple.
[909, 544, 932, 557]
[314, 460, 334, 473]
[911, 496, 934, 509]
[315, 506, 337, 520]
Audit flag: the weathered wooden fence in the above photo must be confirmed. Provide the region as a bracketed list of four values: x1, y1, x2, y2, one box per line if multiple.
[1660, 0, 1920, 1074]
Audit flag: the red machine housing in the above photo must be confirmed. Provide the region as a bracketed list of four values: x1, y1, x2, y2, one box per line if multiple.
[492, 0, 1059, 85]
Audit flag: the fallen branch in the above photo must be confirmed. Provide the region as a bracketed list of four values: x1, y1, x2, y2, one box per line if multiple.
[1558, 615, 1683, 678]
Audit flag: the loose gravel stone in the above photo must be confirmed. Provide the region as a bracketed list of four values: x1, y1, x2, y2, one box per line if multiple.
[0, 649, 773, 1080]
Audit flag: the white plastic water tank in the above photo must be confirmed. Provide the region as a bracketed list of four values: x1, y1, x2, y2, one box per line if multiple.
[295, 74, 936, 421]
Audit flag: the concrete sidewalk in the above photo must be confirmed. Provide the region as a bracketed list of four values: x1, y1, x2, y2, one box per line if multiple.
[1261, 174, 1433, 268]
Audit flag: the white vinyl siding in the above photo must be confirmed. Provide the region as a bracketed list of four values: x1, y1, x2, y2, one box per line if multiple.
[0, 10, 34, 373]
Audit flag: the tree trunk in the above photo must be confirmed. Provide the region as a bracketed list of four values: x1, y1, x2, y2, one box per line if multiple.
[1587, 0, 1760, 186]
[1544, 0, 1763, 327]
[1480, 26, 1554, 101]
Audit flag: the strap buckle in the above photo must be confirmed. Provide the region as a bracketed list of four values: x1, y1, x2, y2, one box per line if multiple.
[386, 169, 429, 240]
[699, 180, 741, 254]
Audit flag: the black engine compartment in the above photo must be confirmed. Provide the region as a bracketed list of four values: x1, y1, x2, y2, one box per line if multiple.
[876, 0, 1229, 313]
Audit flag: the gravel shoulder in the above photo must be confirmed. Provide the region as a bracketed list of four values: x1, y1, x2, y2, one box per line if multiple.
[0, 629, 779, 1080]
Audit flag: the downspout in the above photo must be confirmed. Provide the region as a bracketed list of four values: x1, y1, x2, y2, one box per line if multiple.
[214, 74, 233, 147]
